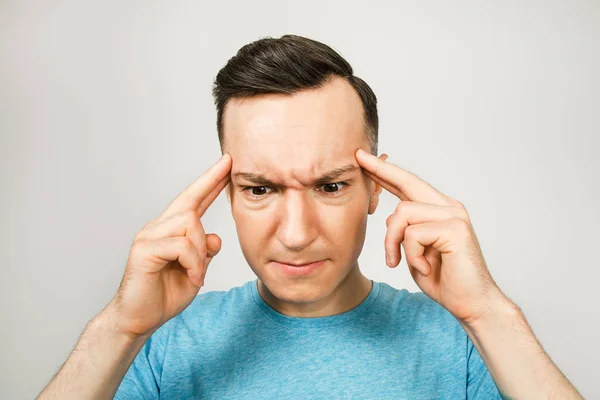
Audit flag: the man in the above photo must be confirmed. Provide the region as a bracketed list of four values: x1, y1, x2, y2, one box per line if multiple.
[39, 35, 581, 399]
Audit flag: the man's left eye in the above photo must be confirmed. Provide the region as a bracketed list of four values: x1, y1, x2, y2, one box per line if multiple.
[320, 182, 347, 193]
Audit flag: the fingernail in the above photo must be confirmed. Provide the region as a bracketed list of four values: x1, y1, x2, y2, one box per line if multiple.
[385, 253, 391, 267]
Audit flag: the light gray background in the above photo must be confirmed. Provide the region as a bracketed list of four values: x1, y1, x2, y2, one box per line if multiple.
[1, 1, 598, 398]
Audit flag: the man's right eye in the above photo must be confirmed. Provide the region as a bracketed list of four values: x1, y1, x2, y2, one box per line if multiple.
[242, 186, 273, 197]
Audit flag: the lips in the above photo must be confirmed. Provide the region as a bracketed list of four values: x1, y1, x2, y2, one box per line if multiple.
[275, 261, 321, 267]
[270, 259, 326, 276]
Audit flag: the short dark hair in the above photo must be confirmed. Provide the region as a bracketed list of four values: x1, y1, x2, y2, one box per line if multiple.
[212, 34, 379, 154]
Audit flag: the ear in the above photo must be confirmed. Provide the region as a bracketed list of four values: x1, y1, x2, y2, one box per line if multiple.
[368, 153, 387, 215]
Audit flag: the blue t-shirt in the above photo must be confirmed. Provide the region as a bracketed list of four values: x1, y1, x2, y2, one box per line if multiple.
[115, 280, 501, 399]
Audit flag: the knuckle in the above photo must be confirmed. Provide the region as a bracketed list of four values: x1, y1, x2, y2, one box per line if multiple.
[456, 207, 470, 221]
[133, 228, 148, 243]
[184, 210, 203, 231]
[395, 201, 409, 214]
[130, 239, 145, 254]
[183, 209, 199, 225]
[142, 219, 156, 230]
[449, 198, 465, 209]
[450, 217, 469, 233]
[404, 224, 416, 241]
[385, 214, 394, 227]
[135, 218, 160, 242]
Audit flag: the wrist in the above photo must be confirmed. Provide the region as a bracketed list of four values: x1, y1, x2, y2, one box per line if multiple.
[461, 291, 523, 335]
[93, 303, 152, 347]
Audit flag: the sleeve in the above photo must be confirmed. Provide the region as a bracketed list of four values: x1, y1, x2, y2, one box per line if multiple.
[113, 321, 174, 400]
[466, 336, 503, 399]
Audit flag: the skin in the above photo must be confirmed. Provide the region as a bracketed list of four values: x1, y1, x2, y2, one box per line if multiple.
[38, 76, 582, 399]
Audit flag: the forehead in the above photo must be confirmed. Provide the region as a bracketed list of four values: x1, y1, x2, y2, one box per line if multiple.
[222, 77, 367, 180]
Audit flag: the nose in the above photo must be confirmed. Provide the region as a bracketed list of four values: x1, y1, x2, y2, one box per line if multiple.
[276, 190, 318, 252]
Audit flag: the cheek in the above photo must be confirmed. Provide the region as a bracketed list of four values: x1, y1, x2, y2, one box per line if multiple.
[232, 204, 256, 234]
[231, 199, 273, 254]
[318, 191, 370, 250]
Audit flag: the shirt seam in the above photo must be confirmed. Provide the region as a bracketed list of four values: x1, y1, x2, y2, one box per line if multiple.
[251, 281, 383, 331]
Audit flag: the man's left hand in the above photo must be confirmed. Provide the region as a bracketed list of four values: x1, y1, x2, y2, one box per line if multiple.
[356, 148, 508, 326]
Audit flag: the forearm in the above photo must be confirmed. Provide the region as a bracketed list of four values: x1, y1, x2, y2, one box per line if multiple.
[37, 306, 148, 400]
[460, 296, 581, 399]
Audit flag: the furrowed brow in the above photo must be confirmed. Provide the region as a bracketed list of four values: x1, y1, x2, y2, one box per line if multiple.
[233, 165, 358, 187]
[233, 172, 278, 187]
[313, 165, 358, 184]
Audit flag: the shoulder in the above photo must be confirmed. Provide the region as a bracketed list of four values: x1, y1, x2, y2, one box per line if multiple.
[148, 280, 256, 344]
[170, 280, 256, 333]
[376, 282, 465, 340]
[183, 281, 252, 315]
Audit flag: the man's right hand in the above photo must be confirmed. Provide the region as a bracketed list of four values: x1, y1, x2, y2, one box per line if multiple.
[37, 154, 232, 400]
[107, 154, 232, 338]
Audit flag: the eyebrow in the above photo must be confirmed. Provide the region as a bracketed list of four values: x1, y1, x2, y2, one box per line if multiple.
[233, 164, 359, 187]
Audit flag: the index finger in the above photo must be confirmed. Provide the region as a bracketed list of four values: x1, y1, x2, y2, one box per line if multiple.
[355, 149, 449, 205]
[160, 153, 232, 220]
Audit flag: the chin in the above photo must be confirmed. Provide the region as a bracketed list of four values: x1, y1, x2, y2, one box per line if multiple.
[269, 284, 326, 304]
[255, 267, 341, 305]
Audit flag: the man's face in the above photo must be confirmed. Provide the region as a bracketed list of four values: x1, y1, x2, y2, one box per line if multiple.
[222, 77, 380, 304]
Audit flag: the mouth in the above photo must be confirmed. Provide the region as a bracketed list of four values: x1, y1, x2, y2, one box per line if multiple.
[270, 260, 326, 276]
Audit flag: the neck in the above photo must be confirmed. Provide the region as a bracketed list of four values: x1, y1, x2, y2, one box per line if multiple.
[257, 264, 373, 318]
